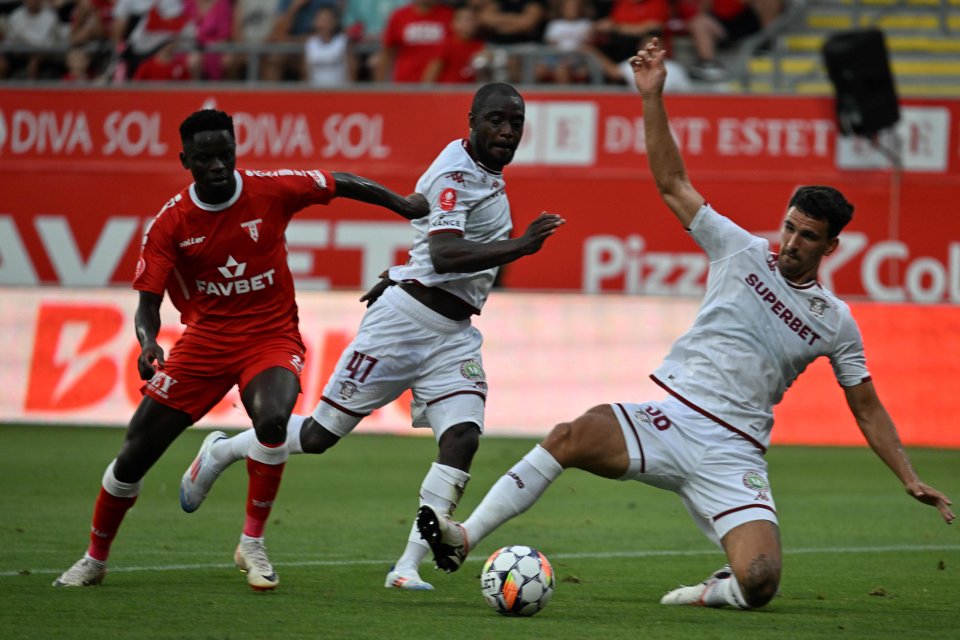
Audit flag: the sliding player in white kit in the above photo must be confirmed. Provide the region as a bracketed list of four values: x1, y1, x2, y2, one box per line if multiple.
[178, 83, 565, 591]
[417, 38, 954, 610]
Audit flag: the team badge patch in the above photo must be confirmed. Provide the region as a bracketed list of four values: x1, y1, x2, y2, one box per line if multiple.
[339, 381, 357, 400]
[743, 470, 770, 501]
[460, 360, 485, 380]
[241, 218, 263, 242]
[439, 188, 457, 212]
[809, 297, 826, 318]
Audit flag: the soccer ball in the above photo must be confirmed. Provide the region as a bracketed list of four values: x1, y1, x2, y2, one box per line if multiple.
[480, 545, 554, 616]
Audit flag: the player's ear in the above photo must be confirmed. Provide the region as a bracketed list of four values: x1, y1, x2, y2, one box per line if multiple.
[824, 236, 839, 256]
[179, 151, 189, 169]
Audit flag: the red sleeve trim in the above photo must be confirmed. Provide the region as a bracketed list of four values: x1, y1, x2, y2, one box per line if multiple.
[428, 229, 464, 237]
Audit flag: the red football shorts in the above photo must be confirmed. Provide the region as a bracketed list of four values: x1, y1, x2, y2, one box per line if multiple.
[141, 330, 306, 422]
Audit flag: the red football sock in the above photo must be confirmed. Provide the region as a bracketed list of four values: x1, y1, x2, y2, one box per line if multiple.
[243, 456, 285, 538]
[87, 487, 137, 562]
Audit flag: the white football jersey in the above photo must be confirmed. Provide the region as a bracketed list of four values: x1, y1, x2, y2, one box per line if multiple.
[651, 204, 871, 451]
[389, 140, 512, 314]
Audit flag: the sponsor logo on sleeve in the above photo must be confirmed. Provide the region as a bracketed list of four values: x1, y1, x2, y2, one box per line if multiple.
[135, 257, 146, 280]
[439, 188, 457, 212]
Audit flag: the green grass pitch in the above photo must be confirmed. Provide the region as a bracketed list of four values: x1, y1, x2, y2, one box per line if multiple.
[1, 424, 957, 639]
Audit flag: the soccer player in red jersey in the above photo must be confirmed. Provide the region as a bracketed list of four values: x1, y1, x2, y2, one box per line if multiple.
[52, 109, 427, 591]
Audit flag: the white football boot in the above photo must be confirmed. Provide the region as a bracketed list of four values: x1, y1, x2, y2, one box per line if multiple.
[52, 554, 107, 587]
[660, 565, 734, 606]
[384, 566, 434, 591]
[179, 430, 228, 513]
[234, 538, 279, 591]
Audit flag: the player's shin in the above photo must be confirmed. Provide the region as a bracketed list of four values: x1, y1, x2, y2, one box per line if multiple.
[243, 441, 288, 538]
[88, 460, 142, 561]
[395, 463, 471, 575]
[463, 445, 562, 545]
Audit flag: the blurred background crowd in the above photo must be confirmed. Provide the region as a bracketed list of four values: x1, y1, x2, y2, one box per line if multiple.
[0, 0, 785, 89]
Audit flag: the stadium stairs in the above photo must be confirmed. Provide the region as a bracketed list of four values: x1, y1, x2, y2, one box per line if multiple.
[732, 0, 960, 97]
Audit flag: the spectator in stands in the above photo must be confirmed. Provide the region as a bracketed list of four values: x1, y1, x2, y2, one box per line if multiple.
[192, 0, 231, 79]
[261, 0, 341, 81]
[220, 0, 276, 80]
[376, 0, 452, 83]
[537, 0, 593, 84]
[679, 0, 782, 82]
[589, 30, 692, 91]
[1, 0, 65, 79]
[303, 3, 354, 86]
[473, 0, 546, 82]
[341, 0, 406, 81]
[131, 36, 192, 78]
[68, 0, 111, 46]
[62, 43, 94, 79]
[423, 3, 486, 84]
[594, 0, 669, 69]
[110, 0, 196, 81]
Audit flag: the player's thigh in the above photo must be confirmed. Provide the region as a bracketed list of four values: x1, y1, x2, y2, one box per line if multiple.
[237, 334, 306, 424]
[541, 404, 629, 479]
[413, 326, 487, 438]
[317, 308, 429, 435]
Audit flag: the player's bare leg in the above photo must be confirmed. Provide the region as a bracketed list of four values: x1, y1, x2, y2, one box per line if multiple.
[389, 423, 478, 590]
[55, 399, 192, 587]
[661, 520, 781, 608]
[419, 406, 628, 572]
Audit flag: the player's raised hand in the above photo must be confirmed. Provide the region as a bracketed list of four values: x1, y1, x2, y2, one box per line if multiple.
[137, 341, 165, 380]
[629, 36, 668, 97]
[905, 480, 955, 524]
[359, 271, 396, 307]
[518, 212, 565, 255]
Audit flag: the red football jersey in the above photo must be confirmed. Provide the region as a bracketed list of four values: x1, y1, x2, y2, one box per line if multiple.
[133, 169, 336, 342]
[436, 37, 485, 83]
[383, 3, 454, 82]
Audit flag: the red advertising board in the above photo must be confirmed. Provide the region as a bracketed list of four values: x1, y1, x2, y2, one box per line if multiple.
[1, 88, 959, 302]
[2, 288, 957, 447]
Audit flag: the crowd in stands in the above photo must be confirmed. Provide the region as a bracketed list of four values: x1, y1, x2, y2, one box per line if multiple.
[0, 0, 782, 86]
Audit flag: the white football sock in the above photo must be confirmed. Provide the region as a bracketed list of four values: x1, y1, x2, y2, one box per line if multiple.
[102, 460, 142, 498]
[462, 445, 562, 548]
[702, 575, 750, 609]
[394, 462, 470, 575]
[214, 415, 308, 467]
[248, 438, 289, 465]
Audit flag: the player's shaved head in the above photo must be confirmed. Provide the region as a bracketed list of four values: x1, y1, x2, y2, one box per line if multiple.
[472, 82, 522, 112]
[180, 109, 235, 144]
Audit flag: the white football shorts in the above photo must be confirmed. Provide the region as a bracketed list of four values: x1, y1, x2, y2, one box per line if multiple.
[611, 395, 778, 546]
[313, 284, 486, 440]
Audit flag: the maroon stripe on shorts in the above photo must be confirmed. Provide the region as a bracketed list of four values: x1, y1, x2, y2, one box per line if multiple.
[649, 375, 767, 454]
[712, 503, 777, 522]
[319, 395, 366, 418]
[614, 403, 645, 474]
[426, 390, 487, 406]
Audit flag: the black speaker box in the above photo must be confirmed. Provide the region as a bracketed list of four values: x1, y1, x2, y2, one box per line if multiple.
[822, 29, 900, 137]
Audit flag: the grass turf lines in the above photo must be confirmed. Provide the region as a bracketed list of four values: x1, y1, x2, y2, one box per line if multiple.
[2, 424, 958, 639]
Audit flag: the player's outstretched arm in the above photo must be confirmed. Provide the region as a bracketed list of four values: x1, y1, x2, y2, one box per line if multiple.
[332, 172, 428, 220]
[844, 380, 955, 524]
[429, 212, 565, 274]
[631, 38, 704, 228]
[134, 291, 165, 380]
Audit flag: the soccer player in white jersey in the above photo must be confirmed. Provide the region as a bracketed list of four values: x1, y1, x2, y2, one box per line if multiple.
[416, 38, 955, 610]
[179, 83, 566, 590]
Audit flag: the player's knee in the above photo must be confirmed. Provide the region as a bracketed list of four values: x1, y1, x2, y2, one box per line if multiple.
[737, 566, 780, 608]
[300, 418, 340, 454]
[438, 423, 480, 468]
[541, 421, 576, 467]
[252, 411, 288, 445]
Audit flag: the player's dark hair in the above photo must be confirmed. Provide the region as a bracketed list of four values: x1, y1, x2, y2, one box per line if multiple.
[788, 185, 854, 238]
[179, 109, 234, 144]
[472, 82, 522, 112]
